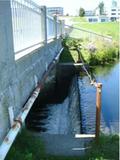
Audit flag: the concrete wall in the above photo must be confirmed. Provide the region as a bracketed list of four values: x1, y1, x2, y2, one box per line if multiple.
[68, 76, 81, 135]
[0, 0, 62, 144]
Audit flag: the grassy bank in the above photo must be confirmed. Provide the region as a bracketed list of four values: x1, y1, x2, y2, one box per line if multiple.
[6, 129, 119, 160]
[70, 17, 119, 41]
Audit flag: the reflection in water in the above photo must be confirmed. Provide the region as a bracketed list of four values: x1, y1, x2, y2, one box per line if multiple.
[79, 62, 119, 134]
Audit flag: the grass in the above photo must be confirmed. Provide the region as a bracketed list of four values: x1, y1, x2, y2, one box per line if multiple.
[70, 17, 119, 41]
[5, 129, 119, 160]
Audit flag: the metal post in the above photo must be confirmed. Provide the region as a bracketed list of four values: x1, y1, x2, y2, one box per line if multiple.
[41, 6, 47, 44]
[61, 20, 65, 37]
[95, 83, 102, 143]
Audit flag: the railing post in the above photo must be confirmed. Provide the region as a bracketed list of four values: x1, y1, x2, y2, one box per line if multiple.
[54, 15, 57, 39]
[95, 83, 102, 143]
[61, 20, 65, 37]
[41, 6, 47, 44]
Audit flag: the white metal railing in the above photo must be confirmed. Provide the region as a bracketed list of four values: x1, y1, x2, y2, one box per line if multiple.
[57, 21, 61, 37]
[10, 0, 64, 54]
[47, 15, 55, 40]
[11, 0, 44, 53]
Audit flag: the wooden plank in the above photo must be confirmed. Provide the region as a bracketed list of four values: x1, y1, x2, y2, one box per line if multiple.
[59, 63, 83, 66]
[75, 134, 95, 138]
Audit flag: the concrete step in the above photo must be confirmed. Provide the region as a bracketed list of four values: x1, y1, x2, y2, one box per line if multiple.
[34, 133, 94, 156]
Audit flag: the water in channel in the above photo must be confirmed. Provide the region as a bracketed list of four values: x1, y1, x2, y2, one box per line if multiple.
[26, 62, 119, 135]
[79, 62, 119, 134]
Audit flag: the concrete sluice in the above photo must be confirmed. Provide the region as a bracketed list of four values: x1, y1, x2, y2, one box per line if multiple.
[25, 65, 82, 135]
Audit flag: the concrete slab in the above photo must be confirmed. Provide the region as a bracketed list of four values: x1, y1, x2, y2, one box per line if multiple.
[35, 133, 94, 156]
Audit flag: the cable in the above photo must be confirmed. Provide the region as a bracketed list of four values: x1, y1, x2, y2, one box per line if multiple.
[77, 48, 96, 85]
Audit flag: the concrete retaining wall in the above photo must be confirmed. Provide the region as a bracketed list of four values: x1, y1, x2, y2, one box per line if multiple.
[0, 37, 62, 144]
[68, 76, 81, 135]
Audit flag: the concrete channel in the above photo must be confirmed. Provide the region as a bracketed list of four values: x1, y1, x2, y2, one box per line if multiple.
[25, 62, 94, 156]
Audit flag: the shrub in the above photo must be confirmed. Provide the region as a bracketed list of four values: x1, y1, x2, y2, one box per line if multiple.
[61, 38, 118, 65]
[83, 40, 118, 65]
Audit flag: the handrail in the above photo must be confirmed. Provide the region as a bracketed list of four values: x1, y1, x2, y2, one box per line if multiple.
[65, 24, 112, 40]
[47, 14, 54, 20]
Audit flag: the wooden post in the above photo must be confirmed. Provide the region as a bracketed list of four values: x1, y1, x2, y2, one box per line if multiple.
[95, 83, 102, 143]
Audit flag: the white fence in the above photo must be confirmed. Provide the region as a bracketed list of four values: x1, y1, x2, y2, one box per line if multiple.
[47, 15, 55, 40]
[10, 0, 64, 53]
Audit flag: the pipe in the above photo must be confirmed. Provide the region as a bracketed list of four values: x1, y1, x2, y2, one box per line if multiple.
[0, 87, 40, 160]
[0, 47, 64, 160]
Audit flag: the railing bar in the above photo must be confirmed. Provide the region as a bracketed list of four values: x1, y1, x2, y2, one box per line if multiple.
[47, 15, 54, 20]
[66, 25, 112, 39]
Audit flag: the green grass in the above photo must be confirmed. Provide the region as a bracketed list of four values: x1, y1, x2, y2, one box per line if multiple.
[6, 129, 119, 160]
[70, 17, 119, 40]
[71, 16, 87, 23]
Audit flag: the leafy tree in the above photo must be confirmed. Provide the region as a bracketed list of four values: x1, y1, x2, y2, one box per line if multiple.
[79, 7, 85, 17]
[98, 1, 104, 15]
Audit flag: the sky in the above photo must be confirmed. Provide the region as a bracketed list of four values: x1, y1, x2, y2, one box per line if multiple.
[34, 0, 119, 15]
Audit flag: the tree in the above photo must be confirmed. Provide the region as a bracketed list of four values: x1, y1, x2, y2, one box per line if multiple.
[98, 1, 104, 15]
[79, 7, 85, 17]
[112, 0, 117, 8]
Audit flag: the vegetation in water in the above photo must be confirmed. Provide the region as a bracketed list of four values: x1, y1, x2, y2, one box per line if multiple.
[6, 129, 119, 160]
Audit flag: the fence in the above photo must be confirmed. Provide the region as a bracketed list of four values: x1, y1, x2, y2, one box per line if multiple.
[65, 25, 112, 42]
[47, 15, 55, 40]
[10, 0, 64, 53]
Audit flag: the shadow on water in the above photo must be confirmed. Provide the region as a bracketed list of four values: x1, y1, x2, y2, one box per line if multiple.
[59, 44, 75, 63]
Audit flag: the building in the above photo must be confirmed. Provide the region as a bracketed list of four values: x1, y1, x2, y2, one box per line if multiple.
[85, 0, 120, 23]
[47, 7, 64, 16]
[86, 16, 109, 23]
[107, 7, 120, 21]
[85, 8, 109, 23]
[85, 10, 95, 16]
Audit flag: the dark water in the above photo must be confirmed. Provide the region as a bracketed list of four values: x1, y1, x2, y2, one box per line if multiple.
[79, 62, 119, 134]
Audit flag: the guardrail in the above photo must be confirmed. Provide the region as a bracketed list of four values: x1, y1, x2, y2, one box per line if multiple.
[10, 0, 64, 53]
[65, 25, 112, 42]
[47, 15, 55, 40]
